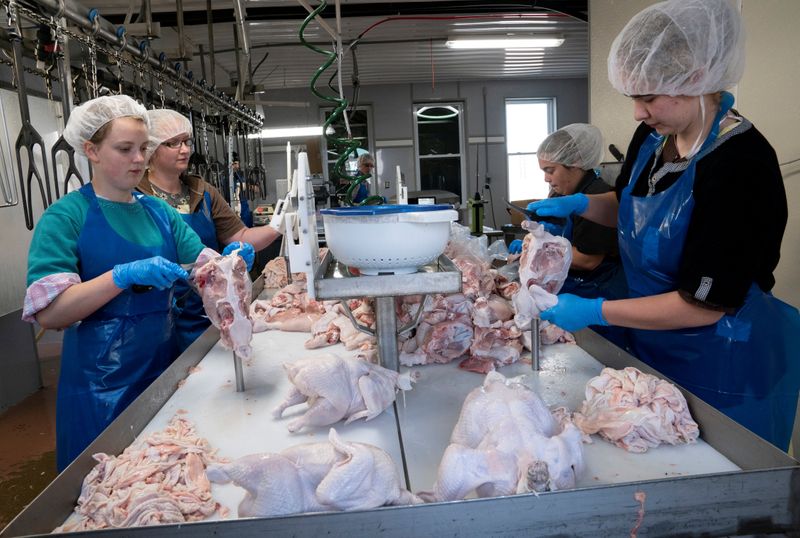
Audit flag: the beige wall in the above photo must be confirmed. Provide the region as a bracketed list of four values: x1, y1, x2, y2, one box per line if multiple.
[589, 0, 800, 308]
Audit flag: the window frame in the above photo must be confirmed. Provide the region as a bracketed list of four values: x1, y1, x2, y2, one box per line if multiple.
[412, 101, 468, 204]
[505, 97, 557, 201]
[319, 104, 375, 185]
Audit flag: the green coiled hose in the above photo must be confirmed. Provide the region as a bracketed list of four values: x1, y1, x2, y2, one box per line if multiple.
[299, 1, 382, 206]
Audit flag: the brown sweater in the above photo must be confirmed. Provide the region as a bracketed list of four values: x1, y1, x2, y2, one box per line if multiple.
[137, 172, 245, 247]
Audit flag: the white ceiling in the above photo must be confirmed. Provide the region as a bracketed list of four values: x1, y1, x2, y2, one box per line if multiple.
[90, 1, 589, 90]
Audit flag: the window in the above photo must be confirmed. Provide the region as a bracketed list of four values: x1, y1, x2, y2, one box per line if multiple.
[320, 106, 374, 183]
[413, 103, 466, 201]
[505, 98, 556, 201]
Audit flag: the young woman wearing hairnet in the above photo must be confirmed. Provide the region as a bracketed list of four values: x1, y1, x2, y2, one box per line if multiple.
[509, 124, 627, 301]
[23, 96, 211, 470]
[527, 0, 800, 449]
[138, 109, 281, 354]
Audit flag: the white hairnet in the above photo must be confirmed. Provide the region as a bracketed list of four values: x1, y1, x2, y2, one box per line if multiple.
[146, 109, 193, 158]
[537, 124, 603, 170]
[607, 0, 745, 96]
[63, 95, 149, 157]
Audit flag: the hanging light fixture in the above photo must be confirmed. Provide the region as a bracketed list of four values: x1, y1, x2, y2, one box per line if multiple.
[445, 34, 564, 49]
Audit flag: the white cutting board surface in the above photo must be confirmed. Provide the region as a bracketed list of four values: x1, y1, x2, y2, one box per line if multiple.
[396, 343, 740, 494]
[136, 330, 404, 520]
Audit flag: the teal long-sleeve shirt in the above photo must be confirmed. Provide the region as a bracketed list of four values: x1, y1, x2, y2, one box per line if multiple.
[27, 190, 205, 285]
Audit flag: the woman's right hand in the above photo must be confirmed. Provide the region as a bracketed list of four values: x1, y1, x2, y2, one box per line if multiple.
[527, 193, 589, 218]
[112, 256, 188, 290]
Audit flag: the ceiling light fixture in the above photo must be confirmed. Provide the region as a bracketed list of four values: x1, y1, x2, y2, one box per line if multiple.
[445, 34, 564, 50]
[415, 105, 459, 120]
[249, 126, 323, 139]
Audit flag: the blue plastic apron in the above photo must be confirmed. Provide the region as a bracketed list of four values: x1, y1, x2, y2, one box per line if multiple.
[617, 92, 800, 449]
[174, 190, 219, 354]
[57, 184, 179, 470]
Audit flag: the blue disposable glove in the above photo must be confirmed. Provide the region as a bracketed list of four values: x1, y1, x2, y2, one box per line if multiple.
[527, 193, 589, 218]
[540, 221, 565, 236]
[222, 241, 255, 271]
[508, 239, 523, 254]
[112, 256, 188, 290]
[540, 293, 608, 332]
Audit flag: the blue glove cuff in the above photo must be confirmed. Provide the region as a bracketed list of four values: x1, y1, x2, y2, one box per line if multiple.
[573, 193, 589, 215]
[111, 265, 127, 289]
[591, 297, 609, 327]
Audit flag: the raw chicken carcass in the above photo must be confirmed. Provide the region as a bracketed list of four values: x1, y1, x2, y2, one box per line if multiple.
[399, 294, 473, 367]
[517, 221, 572, 294]
[471, 295, 514, 328]
[261, 248, 330, 289]
[261, 256, 290, 288]
[273, 354, 416, 432]
[193, 248, 253, 359]
[511, 222, 572, 337]
[304, 299, 377, 351]
[420, 372, 584, 502]
[206, 428, 421, 517]
[250, 281, 325, 333]
[573, 367, 700, 453]
[459, 321, 524, 374]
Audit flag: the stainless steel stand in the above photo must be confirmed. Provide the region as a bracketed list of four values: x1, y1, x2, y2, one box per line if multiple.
[232, 351, 245, 392]
[531, 317, 540, 371]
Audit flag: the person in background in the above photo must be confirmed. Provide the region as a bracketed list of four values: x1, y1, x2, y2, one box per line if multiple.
[528, 0, 800, 449]
[139, 109, 282, 354]
[509, 124, 627, 301]
[350, 153, 374, 204]
[23, 96, 208, 470]
[231, 152, 254, 227]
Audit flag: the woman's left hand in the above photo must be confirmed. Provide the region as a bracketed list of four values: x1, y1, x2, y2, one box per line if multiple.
[222, 241, 255, 271]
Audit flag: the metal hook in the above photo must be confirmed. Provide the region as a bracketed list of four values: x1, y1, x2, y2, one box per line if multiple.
[137, 39, 150, 67]
[54, 0, 66, 20]
[115, 26, 127, 54]
[88, 8, 100, 36]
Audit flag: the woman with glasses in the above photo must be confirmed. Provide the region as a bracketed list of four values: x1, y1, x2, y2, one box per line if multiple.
[138, 109, 282, 354]
[351, 153, 375, 204]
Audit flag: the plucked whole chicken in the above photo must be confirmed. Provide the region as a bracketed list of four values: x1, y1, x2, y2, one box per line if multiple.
[421, 372, 584, 502]
[206, 428, 421, 517]
[273, 354, 417, 432]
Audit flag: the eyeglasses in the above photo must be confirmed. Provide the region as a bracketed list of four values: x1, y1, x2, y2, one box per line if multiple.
[162, 138, 194, 149]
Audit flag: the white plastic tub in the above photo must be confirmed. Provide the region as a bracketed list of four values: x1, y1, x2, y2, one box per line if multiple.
[320, 204, 458, 275]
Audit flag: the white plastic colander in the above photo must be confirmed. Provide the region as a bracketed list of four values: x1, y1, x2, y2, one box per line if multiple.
[320, 204, 458, 275]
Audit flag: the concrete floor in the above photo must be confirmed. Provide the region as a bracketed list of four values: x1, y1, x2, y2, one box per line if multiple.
[0, 331, 60, 530]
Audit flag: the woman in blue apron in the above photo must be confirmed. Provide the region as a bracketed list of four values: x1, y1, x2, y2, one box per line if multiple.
[528, 0, 800, 450]
[140, 110, 281, 354]
[23, 96, 209, 470]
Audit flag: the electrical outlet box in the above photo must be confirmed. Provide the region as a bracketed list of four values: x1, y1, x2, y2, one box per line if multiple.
[384, 181, 391, 189]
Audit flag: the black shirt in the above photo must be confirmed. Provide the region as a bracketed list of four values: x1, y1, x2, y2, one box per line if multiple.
[567, 172, 619, 277]
[614, 120, 787, 310]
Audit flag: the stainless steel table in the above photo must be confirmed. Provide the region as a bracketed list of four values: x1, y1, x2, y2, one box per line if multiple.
[3, 279, 798, 537]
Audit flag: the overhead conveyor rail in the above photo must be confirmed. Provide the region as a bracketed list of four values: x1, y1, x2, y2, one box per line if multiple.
[0, 0, 262, 127]
[0, 0, 266, 228]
